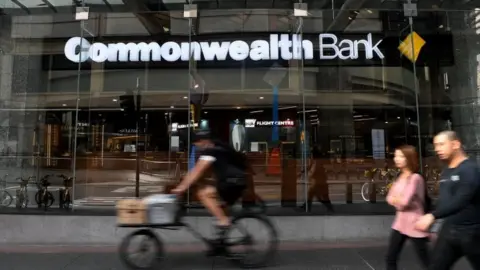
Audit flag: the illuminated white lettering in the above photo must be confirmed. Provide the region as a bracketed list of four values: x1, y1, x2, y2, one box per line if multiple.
[245, 119, 294, 128]
[64, 34, 384, 63]
[319, 33, 384, 60]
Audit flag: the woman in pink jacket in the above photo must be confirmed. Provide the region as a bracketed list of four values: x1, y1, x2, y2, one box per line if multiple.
[386, 145, 429, 270]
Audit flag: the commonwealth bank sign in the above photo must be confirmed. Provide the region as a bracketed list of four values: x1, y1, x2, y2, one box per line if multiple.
[64, 33, 384, 63]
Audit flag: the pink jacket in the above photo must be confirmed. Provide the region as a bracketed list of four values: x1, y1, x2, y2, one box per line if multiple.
[387, 173, 429, 238]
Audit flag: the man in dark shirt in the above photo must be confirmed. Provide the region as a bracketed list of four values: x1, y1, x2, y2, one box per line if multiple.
[415, 131, 480, 270]
[172, 130, 247, 229]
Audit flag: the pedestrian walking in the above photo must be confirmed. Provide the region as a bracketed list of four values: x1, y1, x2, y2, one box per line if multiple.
[415, 131, 480, 270]
[386, 145, 429, 270]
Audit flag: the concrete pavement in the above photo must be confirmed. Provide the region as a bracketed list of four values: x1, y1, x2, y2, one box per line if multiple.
[0, 242, 471, 270]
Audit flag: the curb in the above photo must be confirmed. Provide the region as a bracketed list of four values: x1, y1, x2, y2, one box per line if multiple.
[0, 240, 388, 254]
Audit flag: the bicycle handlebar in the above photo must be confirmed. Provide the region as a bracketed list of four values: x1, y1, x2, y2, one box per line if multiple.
[39, 175, 53, 183]
[57, 174, 73, 181]
[17, 176, 36, 181]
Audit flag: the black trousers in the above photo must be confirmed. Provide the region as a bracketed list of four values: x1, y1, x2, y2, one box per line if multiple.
[429, 224, 480, 270]
[386, 229, 429, 270]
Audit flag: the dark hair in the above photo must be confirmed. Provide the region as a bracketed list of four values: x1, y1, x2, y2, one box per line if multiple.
[396, 145, 419, 173]
[436, 130, 460, 142]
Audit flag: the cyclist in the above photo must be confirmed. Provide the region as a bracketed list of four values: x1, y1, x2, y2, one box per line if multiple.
[172, 130, 248, 234]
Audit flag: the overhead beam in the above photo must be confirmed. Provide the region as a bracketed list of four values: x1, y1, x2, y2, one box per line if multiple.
[326, 0, 368, 32]
[42, 0, 57, 13]
[10, 0, 30, 14]
[122, 0, 167, 34]
[102, 0, 113, 11]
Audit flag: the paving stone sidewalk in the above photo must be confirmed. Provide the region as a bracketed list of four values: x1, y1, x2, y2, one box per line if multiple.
[0, 243, 471, 270]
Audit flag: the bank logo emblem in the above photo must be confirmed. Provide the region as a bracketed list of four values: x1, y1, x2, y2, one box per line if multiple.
[398, 31, 426, 63]
[245, 119, 256, 128]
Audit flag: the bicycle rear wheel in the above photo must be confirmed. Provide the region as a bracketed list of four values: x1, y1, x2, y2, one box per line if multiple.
[0, 191, 12, 207]
[225, 213, 278, 268]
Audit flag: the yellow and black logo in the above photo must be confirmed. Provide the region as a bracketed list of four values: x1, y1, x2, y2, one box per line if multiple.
[398, 32, 426, 63]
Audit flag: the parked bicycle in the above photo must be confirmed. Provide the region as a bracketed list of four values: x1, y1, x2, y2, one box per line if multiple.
[35, 175, 55, 210]
[0, 174, 13, 207]
[15, 176, 35, 208]
[118, 195, 278, 269]
[361, 167, 399, 202]
[58, 174, 73, 209]
[424, 164, 441, 196]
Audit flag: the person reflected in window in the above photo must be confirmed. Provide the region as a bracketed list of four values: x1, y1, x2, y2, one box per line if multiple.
[386, 145, 429, 270]
[299, 145, 334, 213]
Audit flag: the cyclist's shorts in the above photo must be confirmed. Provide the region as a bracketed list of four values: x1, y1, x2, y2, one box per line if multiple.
[217, 178, 246, 206]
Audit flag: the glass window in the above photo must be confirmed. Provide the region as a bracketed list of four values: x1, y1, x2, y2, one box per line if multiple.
[0, 2, 473, 214]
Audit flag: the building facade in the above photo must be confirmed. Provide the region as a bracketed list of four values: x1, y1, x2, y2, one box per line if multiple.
[0, 0, 478, 211]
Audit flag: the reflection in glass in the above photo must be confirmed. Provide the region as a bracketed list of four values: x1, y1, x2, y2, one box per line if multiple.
[0, 5, 473, 214]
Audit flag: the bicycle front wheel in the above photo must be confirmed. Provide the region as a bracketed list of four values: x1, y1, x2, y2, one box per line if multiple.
[119, 229, 164, 270]
[360, 183, 370, 202]
[225, 213, 278, 268]
[0, 191, 12, 207]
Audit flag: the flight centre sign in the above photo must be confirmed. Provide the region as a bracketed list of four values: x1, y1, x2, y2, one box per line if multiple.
[64, 33, 384, 64]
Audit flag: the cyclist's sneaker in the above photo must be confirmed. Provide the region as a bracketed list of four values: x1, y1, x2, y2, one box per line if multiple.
[205, 225, 230, 257]
[215, 224, 229, 239]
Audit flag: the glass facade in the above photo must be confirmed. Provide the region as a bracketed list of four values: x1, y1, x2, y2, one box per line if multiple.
[0, 0, 478, 212]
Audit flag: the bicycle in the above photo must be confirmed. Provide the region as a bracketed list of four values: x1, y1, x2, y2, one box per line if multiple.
[57, 174, 73, 209]
[118, 195, 278, 269]
[361, 168, 399, 202]
[424, 165, 441, 196]
[15, 176, 35, 208]
[34, 175, 55, 210]
[0, 174, 13, 207]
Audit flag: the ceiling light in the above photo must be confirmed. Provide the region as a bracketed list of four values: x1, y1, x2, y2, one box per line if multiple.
[366, 9, 373, 14]
[112, 99, 117, 102]
[170, 106, 174, 109]
[385, 121, 389, 124]
[250, 110, 264, 114]
[62, 104, 66, 107]
[204, 111, 208, 114]
[397, 116, 401, 119]
[236, 107, 241, 109]
[259, 96, 264, 99]
[183, 96, 187, 99]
